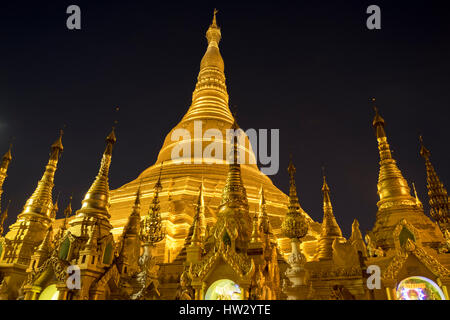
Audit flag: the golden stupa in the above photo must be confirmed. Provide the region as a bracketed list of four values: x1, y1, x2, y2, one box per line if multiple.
[107, 11, 319, 262]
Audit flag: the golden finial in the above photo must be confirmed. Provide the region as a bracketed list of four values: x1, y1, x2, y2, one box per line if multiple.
[52, 191, 60, 217]
[250, 209, 261, 243]
[372, 98, 385, 128]
[287, 155, 301, 214]
[1, 140, 13, 166]
[321, 167, 333, 214]
[412, 182, 422, 207]
[190, 184, 204, 247]
[288, 154, 296, 178]
[419, 134, 431, 160]
[64, 195, 73, 219]
[205, 8, 222, 47]
[212, 8, 219, 27]
[50, 128, 64, 160]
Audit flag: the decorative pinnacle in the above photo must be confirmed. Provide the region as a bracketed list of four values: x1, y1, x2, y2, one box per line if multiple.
[2, 142, 13, 164]
[190, 184, 204, 247]
[212, 8, 218, 27]
[134, 186, 142, 208]
[140, 162, 165, 245]
[288, 154, 296, 178]
[49, 129, 64, 161]
[37, 225, 53, 252]
[52, 191, 60, 216]
[287, 155, 301, 213]
[419, 135, 431, 160]
[61, 195, 72, 230]
[64, 195, 73, 218]
[155, 161, 164, 192]
[206, 8, 221, 47]
[250, 210, 261, 243]
[372, 99, 385, 128]
[282, 157, 308, 240]
[412, 182, 422, 206]
[322, 168, 331, 204]
[321, 166, 329, 192]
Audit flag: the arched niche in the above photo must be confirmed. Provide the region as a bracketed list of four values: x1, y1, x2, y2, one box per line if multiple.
[396, 276, 446, 300]
[205, 279, 243, 300]
[38, 284, 59, 300]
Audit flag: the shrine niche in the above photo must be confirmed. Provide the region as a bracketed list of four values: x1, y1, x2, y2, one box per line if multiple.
[396, 276, 446, 300]
[205, 279, 243, 300]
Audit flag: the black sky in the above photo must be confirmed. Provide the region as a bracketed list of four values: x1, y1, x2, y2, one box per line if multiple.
[0, 0, 449, 237]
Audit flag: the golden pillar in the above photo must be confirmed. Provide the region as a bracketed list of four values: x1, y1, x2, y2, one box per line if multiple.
[437, 278, 449, 300]
[385, 287, 397, 300]
[24, 285, 41, 300]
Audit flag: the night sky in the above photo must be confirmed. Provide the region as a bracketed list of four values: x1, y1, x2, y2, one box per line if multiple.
[0, 0, 449, 237]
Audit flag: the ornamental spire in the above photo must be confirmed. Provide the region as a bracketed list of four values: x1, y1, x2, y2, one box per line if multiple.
[181, 8, 233, 124]
[36, 226, 53, 253]
[287, 155, 302, 214]
[140, 163, 165, 245]
[281, 158, 308, 240]
[0, 143, 12, 171]
[320, 169, 342, 238]
[122, 187, 142, 237]
[412, 182, 423, 208]
[258, 186, 272, 236]
[62, 196, 73, 230]
[220, 120, 248, 210]
[250, 210, 261, 243]
[0, 144, 13, 209]
[190, 183, 204, 247]
[419, 135, 449, 233]
[21, 130, 63, 219]
[317, 170, 343, 260]
[51, 192, 60, 219]
[371, 100, 413, 205]
[77, 127, 116, 218]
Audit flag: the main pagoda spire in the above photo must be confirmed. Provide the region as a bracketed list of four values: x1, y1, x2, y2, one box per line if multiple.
[181, 8, 233, 124]
[419, 135, 449, 233]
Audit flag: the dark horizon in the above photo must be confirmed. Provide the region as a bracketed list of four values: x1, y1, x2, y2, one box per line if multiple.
[0, 0, 449, 237]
